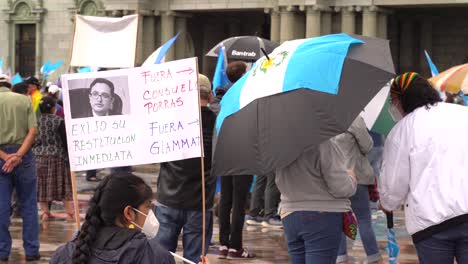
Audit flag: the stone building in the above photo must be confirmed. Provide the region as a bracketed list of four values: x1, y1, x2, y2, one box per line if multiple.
[0, 0, 467, 79]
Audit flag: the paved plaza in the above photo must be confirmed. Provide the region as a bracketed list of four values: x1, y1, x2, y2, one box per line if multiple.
[4, 166, 420, 264]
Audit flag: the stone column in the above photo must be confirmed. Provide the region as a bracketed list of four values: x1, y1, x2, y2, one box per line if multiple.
[142, 15, 156, 63]
[377, 12, 388, 39]
[420, 19, 433, 76]
[161, 11, 175, 61]
[341, 6, 355, 34]
[7, 21, 14, 70]
[35, 19, 43, 76]
[362, 6, 378, 37]
[280, 6, 295, 43]
[175, 16, 187, 59]
[306, 6, 321, 38]
[269, 8, 280, 43]
[321, 10, 332, 35]
[399, 20, 414, 73]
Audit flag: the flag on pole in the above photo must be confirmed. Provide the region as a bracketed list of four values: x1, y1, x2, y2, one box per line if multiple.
[77, 66, 99, 73]
[11, 73, 23, 85]
[41, 60, 64, 79]
[142, 33, 180, 66]
[212, 44, 231, 94]
[70, 14, 139, 68]
[424, 50, 439, 77]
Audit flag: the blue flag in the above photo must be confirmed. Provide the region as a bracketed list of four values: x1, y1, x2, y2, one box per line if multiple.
[154, 33, 180, 64]
[78, 67, 93, 73]
[11, 73, 23, 85]
[0, 58, 3, 74]
[424, 50, 439, 77]
[212, 45, 231, 95]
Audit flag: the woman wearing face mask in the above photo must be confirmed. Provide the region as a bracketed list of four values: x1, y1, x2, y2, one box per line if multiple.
[380, 72, 468, 264]
[34, 96, 77, 221]
[50, 172, 175, 264]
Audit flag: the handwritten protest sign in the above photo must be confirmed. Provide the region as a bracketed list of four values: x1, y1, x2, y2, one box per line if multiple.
[61, 58, 202, 171]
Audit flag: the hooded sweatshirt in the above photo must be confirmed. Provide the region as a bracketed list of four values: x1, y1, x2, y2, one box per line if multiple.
[276, 138, 357, 214]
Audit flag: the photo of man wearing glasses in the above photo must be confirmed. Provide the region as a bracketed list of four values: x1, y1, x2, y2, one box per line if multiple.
[70, 78, 125, 119]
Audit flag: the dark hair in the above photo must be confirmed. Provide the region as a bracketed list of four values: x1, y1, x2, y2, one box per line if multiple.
[0, 82, 12, 89]
[226, 61, 247, 83]
[12, 82, 29, 95]
[72, 173, 153, 264]
[399, 76, 442, 114]
[39, 96, 57, 114]
[25, 76, 40, 87]
[445, 92, 465, 106]
[89, 78, 115, 96]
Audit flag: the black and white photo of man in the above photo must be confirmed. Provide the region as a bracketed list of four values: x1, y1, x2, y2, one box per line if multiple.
[69, 76, 129, 119]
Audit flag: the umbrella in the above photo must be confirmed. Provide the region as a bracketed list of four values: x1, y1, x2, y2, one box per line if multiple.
[386, 212, 400, 264]
[206, 36, 279, 61]
[212, 33, 395, 176]
[429, 63, 468, 94]
[361, 80, 397, 136]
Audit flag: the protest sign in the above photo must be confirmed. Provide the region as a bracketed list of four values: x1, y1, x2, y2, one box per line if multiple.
[70, 15, 139, 68]
[61, 58, 202, 171]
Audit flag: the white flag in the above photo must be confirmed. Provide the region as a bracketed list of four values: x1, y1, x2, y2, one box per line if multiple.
[70, 15, 139, 68]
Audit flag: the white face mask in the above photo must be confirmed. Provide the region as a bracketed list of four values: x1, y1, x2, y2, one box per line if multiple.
[131, 208, 159, 239]
[388, 103, 403, 122]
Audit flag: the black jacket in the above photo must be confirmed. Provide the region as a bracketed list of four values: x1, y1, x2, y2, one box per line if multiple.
[50, 227, 175, 264]
[156, 106, 217, 210]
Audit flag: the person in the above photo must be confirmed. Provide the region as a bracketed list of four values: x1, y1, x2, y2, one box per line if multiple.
[25, 76, 43, 117]
[50, 173, 175, 264]
[335, 116, 383, 264]
[215, 61, 255, 259]
[72, 78, 122, 118]
[245, 171, 282, 229]
[9, 82, 29, 217]
[154, 74, 216, 263]
[46, 84, 65, 118]
[209, 61, 247, 115]
[33, 96, 76, 222]
[0, 74, 40, 262]
[12, 82, 29, 95]
[380, 72, 468, 264]
[276, 137, 357, 264]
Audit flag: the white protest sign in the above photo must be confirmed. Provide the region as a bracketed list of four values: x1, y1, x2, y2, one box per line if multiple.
[61, 58, 202, 171]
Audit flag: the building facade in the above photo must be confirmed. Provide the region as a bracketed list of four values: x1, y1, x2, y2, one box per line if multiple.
[1, 0, 467, 79]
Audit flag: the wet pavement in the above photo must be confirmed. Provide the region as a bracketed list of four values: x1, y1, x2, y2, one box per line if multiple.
[5, 166, 418, 263]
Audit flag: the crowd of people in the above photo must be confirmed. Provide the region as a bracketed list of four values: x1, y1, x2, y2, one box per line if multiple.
[1, 59, 468, 264]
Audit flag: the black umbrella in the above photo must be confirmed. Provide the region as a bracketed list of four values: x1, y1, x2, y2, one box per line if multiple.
[206, 36, 279, 61]
[212, 34, 395, 176]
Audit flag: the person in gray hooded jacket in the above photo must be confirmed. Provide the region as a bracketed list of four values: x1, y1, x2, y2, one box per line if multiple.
[333, 116, 383, 264]
[276, 134, 357, 264]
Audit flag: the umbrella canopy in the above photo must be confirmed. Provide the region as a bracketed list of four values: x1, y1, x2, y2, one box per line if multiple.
[206, 36, 279, 61]
[212, 33, 395, 176]
[361, 80, 396, 136]
[429, 63, 468, 94]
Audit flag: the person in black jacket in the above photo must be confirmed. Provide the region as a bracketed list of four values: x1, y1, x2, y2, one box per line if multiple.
[154, 74, 217, 264]
[214, 61, 255, 259]
[50, 173, 175, 264]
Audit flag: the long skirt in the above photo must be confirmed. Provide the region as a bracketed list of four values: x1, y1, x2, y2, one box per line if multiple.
[36, 155, 73, 202]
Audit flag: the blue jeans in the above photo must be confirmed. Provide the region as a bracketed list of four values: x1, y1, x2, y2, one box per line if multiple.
[282, 211, 343, 264]
[0, 146, 39, 258]
[153, 204, 213, 263]
[337, 185, 381, 263]
[415, 222, 468, 264]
